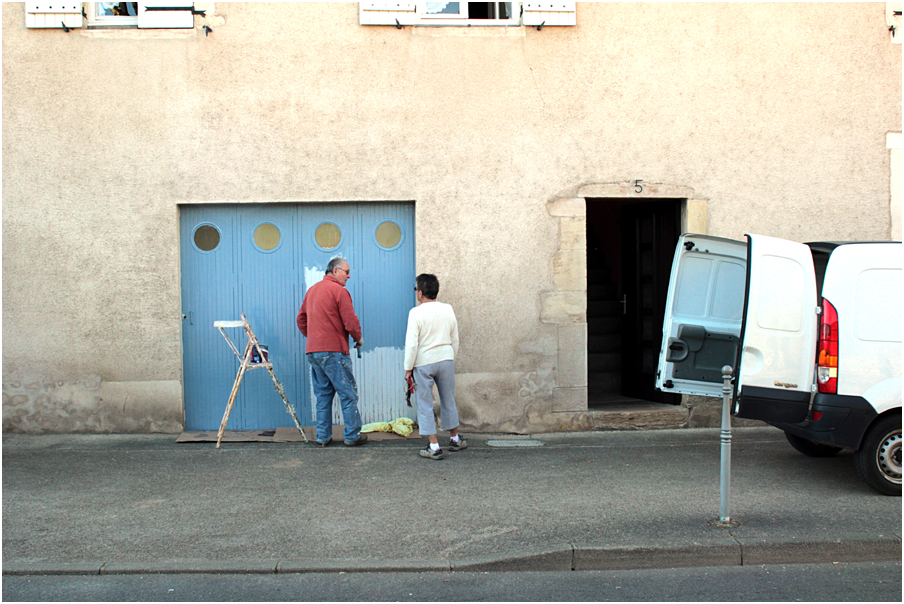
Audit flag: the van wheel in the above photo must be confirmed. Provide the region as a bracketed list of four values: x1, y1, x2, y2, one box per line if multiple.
[854, 415, 902, 496]
[784, 432, 842, 457]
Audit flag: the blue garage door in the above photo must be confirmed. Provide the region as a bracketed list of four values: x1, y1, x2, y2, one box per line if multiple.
[180, 203, 416, 431]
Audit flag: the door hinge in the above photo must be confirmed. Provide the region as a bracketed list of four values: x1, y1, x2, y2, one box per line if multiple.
[143, 5, 207, 17]
[663, 380, 674, 389]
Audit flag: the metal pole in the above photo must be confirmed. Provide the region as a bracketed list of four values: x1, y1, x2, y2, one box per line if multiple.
[719, 365, 733, 523]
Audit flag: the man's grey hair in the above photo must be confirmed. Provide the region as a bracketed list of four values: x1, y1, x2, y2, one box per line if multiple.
[326, 257, 347, 275]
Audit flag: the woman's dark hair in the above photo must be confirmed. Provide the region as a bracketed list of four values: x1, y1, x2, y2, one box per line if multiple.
[416, 273, 439, 300]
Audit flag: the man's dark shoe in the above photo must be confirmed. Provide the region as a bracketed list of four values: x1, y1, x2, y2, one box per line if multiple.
[344, 433, 368, 446]
[419, 445, 447, 460]
[448, 438, 468, 452]
[313, 438, 332, 447]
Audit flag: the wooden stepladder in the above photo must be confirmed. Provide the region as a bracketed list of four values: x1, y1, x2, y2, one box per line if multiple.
[213, 313, 308, 448]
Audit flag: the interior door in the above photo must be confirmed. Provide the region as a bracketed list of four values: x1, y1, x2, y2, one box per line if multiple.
[621, 201, 681, 404]
[734, 234, 818, 423]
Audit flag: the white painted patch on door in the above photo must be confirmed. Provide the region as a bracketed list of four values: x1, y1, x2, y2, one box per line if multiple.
[304, 266, 325, 290]
[304, 346, 415, 426]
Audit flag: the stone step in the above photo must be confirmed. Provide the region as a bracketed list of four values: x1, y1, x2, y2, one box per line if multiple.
[587, 404, 689, 430]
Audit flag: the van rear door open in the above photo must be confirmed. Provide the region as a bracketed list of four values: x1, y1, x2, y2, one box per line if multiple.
[657, 233, 818, 423]
[656, 235, 747, 398]
[734, 234, 818, 424]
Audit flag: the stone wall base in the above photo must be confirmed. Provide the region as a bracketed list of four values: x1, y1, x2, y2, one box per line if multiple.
[3, 379, 184, 434]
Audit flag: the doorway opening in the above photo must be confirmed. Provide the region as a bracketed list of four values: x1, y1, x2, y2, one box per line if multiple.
[586, 198, 682, 407]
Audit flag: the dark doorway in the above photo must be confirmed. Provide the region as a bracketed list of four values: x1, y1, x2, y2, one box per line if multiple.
[586, 199, 682, 406]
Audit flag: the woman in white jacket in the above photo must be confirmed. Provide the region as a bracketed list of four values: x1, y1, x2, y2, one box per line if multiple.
[403, 273, 466, 460]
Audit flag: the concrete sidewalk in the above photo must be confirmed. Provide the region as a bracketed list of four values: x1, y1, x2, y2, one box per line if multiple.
[2, 428, 900, 575]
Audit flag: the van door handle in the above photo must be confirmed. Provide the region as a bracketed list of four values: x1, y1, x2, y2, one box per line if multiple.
[666, 338, 688, 362]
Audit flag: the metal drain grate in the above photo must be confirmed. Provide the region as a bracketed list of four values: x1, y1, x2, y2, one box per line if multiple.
[486, 439, 544, 447]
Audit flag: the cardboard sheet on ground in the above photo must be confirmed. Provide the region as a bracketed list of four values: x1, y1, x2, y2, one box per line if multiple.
[175, 429, 278, 443]
[275, 425, 421, 442]
[177, 425, 422, 443]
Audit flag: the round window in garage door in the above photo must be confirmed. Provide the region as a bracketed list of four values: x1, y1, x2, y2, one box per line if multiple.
[374, 220, 403, 251]
[314, 222, 342, 251]
[253, 222, 282, 252]
[193, 224, 220, 253]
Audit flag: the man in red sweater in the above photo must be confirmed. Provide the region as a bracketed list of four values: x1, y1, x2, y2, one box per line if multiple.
[296, 257, 367, 447]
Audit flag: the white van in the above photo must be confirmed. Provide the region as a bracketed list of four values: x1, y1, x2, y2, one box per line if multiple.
[656, 234, 902, 495]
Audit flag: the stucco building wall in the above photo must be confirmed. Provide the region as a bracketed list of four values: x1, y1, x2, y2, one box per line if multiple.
[2, 2, 901, 433]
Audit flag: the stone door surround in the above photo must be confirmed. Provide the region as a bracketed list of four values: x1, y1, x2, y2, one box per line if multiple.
[543, 182, 709, 414]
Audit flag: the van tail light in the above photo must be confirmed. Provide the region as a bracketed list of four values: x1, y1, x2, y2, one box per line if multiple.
[817, 298, 838, 394]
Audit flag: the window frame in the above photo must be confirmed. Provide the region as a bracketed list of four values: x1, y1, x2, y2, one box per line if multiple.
[83, 2, 196, 29]
[421, 1, 469, 20]
[418, 2, 519, 27]
[84, 2, 139, 27]
[360, 2, 575, 28]
[192, 223, 222, 254]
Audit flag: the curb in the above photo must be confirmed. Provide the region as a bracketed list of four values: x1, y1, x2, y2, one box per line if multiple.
[4, 534, 900, 576]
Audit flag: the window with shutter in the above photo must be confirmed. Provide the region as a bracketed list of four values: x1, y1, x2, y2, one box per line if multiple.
[421, 2, 514, 22]
[85, 2, 139, 26]
[35, 2, 199, 29]
[360, 2, 573, 27]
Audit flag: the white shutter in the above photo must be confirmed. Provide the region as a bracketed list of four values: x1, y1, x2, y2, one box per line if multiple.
[138, 1, 195, 29]
[522, 2, 576, 27]
[360, 2, 417, 26]
[25, 3, 83, 29]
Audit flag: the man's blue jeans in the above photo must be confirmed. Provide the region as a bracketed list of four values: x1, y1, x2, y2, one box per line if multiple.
[306, 352, 362, 443]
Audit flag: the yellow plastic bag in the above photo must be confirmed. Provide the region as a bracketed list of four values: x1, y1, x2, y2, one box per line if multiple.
[361, 417, 417, 437]
[361, 422, 392, 433]
[389, 417, 415, 438]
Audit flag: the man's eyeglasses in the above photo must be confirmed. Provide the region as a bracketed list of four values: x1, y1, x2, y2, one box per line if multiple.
[337, 268, 350, 275]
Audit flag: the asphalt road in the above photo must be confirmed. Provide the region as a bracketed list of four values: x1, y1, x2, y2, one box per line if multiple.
[3, 562, 901, 602]
[4, 429, 901, 571]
